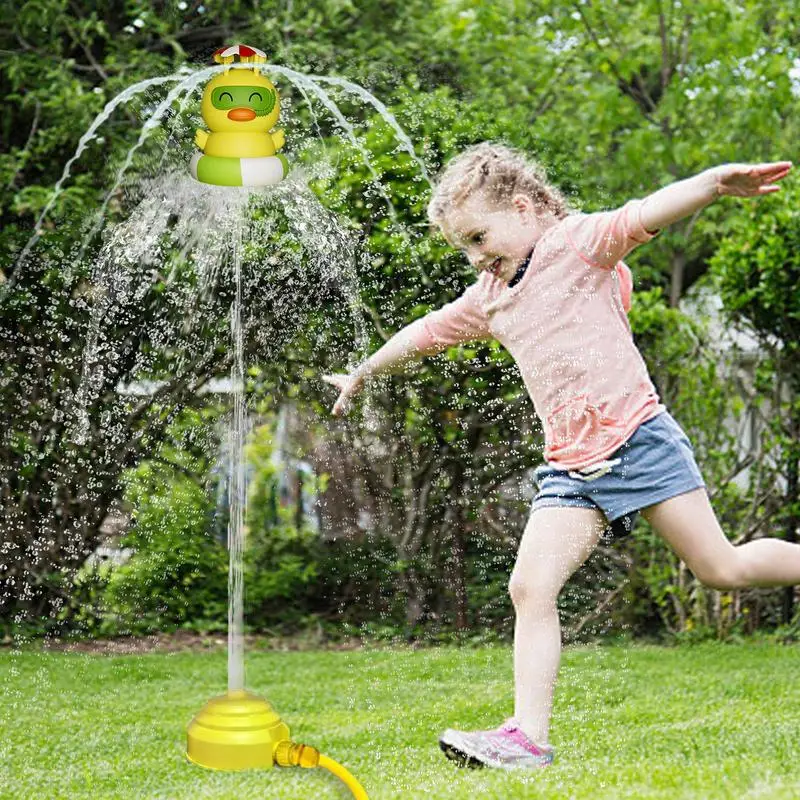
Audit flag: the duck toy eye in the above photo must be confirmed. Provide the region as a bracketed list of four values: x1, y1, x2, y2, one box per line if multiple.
[190, 43, 287, 187]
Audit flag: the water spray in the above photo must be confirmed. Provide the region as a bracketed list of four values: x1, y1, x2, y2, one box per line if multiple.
[17, 39, 397, 795]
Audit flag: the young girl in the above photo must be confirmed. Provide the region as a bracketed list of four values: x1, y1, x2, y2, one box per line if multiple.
[322, 143, 793, 770]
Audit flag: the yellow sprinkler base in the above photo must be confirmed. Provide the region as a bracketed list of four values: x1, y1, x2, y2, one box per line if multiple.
[186, 690, 289, 771]
[186, 690, 369, 798]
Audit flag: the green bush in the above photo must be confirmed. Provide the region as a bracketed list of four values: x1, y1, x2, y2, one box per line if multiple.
[103, 461, 228, 635]
[244, 521, 323, 630]
[311, 535, 408, 630]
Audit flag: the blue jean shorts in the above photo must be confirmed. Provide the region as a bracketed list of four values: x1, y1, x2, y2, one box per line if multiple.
[531, 410, 706, 540]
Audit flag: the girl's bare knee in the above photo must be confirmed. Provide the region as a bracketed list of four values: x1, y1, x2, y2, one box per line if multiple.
[508, 506, 605, 608]
[692, 554, 747, 590]
[508, 575, 560, 609]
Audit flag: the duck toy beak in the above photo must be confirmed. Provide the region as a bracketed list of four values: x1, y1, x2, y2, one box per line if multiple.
[228, 107, 256, 122]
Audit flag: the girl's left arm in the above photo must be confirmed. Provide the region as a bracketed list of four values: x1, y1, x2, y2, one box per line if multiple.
[639, 161, 793, 233]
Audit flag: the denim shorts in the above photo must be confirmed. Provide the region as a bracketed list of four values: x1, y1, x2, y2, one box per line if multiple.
[530, 410, 706, 540]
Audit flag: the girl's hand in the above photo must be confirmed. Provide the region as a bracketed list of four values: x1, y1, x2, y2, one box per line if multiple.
[714, 161, 792, 197]
[321, 372, 366, 416]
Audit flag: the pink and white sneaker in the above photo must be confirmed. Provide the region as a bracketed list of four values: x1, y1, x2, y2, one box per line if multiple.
[438, 717, 554, 770]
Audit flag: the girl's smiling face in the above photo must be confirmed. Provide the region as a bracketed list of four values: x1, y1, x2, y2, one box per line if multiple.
[441, 192, 555, 283]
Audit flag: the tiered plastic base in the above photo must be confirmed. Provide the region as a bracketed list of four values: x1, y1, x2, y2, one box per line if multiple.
[186, 690, 290, 770]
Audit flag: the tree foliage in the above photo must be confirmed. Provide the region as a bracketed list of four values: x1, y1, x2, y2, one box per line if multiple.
[3, 0, 799, 640]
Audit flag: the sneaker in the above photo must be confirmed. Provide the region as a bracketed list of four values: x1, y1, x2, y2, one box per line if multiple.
[438, 717, 554, 770]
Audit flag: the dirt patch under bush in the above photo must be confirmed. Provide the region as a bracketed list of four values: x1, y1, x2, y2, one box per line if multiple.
[3, 629, 371, 654]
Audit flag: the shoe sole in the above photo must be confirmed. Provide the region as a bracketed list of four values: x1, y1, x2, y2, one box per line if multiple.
[439, 736, 553, 771]
[439, 739, 486, 768]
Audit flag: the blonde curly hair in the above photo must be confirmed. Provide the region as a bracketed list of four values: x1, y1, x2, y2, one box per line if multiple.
[427, 142, 572, 231]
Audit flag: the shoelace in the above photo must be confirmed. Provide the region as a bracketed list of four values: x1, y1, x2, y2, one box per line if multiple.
[567, 457, 621, 482]
[499, 718, 552, 754]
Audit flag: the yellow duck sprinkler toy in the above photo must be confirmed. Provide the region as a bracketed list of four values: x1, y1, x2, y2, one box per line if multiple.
[186, 46, 368, 798]
[190, 44, 288, 187]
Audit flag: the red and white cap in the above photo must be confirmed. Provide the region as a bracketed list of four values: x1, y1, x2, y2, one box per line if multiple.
[212, 44, 267, 64]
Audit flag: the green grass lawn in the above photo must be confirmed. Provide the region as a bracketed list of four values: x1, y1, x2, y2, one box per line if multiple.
[2, 640, 800, 799]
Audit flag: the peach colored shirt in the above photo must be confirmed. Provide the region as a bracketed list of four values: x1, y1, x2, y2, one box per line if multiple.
[407, 198, 665, 470]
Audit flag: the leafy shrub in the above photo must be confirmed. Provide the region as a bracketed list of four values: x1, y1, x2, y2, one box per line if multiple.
[101, 461, 228, 634]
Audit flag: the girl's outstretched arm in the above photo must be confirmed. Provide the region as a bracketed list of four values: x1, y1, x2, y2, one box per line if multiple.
[639, 161, 792, 232]
[322, 323, 439, 416]
[322, 285, 492, 416]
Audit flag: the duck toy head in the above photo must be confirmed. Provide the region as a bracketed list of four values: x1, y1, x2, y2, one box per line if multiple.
[201, 69, 281, 137]
[190, 45, 287, 187]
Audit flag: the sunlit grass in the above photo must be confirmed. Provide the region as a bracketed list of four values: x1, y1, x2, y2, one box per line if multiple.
[2, 640, 799, 799]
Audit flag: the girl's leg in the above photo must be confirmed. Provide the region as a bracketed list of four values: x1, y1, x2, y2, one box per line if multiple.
[509, 505, 608, 745]
[642, 487, 800, 588]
